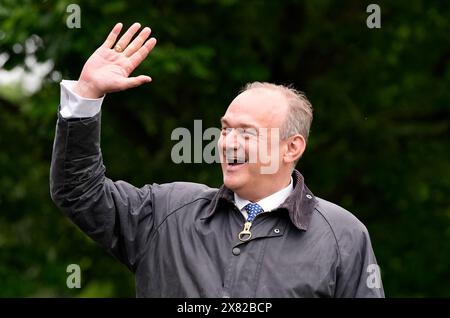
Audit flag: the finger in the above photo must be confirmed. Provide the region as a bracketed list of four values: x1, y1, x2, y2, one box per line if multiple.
[129, 37, 157, 68]
[115, 22, 141, 52]
[102, 23, 123, 49]
[123, 27, 152, 57]
[123, 75, 152, 89]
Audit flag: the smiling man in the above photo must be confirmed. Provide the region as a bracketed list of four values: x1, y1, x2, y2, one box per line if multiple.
[50, 23, 384, 297]
[219, 83, 307, 202]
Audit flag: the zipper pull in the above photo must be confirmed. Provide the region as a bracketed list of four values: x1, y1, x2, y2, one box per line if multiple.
[238, 221, 253, 242]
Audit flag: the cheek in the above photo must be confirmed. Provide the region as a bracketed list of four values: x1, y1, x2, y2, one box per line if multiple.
[278, 142, 289, 158]
[253, 136, 271, 163]
[245, 141, 258, 163]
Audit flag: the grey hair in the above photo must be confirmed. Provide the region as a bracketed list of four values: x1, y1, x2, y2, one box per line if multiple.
[240, 82, 313, 142]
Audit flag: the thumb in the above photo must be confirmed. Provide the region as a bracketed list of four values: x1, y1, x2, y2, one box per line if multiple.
[123, 75, 152, 89]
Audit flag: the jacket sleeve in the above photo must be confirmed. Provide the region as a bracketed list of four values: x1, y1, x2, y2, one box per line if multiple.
[50, 110, 154, 272]
[334, 224, 385, 298]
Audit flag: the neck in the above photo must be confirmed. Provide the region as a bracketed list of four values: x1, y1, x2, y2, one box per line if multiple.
[236, 175, 292, 202]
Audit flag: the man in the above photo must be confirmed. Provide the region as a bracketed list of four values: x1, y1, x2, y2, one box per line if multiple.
[50, 22, 384, 297]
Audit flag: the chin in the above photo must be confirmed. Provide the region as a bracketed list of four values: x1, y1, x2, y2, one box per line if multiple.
[223, 174, 241, 191]
[222, 172, 244, 191]
[221, 162, 253, 191]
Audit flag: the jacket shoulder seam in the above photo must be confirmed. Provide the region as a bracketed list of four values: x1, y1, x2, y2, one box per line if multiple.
[313, 206, 342, 268]
[153, 196, 213, 234]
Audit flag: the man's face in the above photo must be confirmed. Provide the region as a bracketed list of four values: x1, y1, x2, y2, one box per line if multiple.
[218, 89, 290, 201]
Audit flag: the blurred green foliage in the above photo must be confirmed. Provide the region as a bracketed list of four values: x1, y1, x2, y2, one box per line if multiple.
[0, 0, 449, 297]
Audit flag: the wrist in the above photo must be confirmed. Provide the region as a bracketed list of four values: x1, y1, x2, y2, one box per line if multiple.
[73, 80, 103, 99]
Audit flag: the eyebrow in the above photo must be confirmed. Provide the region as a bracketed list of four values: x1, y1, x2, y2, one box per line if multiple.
[220, 117, 258, 129]
[220, 117, 233, 128]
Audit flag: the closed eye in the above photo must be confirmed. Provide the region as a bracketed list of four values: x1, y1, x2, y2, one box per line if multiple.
[242, 128, 257, 136]
[220, 127, 258, 138]
[221, 127, 232, 136]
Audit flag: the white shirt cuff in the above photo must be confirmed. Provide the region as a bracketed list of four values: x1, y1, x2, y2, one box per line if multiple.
[59, 80, 105, 118]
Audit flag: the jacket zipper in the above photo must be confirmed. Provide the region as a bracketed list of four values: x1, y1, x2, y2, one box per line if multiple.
[237, 210, 269, 242]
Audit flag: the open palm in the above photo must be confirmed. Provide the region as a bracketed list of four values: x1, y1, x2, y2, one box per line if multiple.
[74, 23, 157, 98]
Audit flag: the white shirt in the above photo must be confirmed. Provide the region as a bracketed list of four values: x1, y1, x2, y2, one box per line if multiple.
[234, 177, 293, 219]
[59, 80, 104, 118]
[58, 80, 295, 219]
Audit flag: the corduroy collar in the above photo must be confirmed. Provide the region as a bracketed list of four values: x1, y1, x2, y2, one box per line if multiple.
[204, 169, 317, 231]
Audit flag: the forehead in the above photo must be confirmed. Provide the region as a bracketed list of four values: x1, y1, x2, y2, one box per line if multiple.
[221, 89, 288, 128]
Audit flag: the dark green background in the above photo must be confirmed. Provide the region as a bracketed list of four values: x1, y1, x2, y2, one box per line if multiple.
[0, 0, 449, 297]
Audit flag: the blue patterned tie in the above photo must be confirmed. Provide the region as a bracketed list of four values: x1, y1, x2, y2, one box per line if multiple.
[243, 202, 264, 222]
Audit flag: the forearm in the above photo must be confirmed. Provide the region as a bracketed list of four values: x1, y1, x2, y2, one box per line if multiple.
[50, 108, 106, 212]
[51, 79, 105, 201]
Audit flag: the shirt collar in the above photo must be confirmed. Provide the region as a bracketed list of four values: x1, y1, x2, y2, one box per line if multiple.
[204, 170, 318, 231]
[233, 177, 293, 212]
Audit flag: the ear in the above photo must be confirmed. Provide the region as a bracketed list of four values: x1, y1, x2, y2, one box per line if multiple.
[283, 134, 306, 164]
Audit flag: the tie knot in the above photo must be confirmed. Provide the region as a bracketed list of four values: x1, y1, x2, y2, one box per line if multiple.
[243, 203, 264, 222]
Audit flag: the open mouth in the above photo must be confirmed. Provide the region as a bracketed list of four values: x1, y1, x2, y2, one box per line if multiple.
[226, 158, 248, 166]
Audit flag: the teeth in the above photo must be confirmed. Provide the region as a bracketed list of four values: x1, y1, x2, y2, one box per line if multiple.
[227, 158, 246, 164]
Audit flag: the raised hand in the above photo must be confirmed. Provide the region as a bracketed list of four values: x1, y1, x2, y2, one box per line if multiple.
[73, 22, 157, 98]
